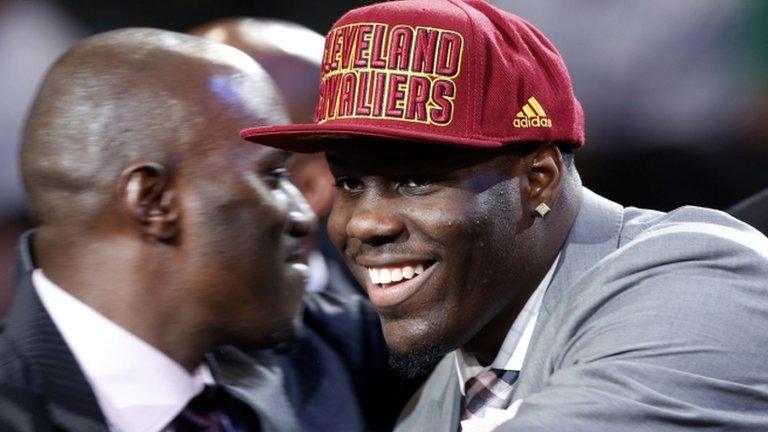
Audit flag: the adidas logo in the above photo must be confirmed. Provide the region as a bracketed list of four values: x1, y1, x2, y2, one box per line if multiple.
[513, 97, 552, 128]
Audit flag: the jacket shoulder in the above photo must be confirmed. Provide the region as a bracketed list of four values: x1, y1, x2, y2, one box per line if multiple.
[0, 331, 32, 388]
[503, 207, 768, 431]
[550, 205, 768, 372]
[620, 205, 767, 249]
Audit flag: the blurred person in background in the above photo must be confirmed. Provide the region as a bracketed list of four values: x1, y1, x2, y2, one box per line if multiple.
[191, 18, 362, 296]
[0, 28, 413, 432]
[50, 0, 368, 38]
[489, 0, 768, 211]
[0, 0, 84, 317]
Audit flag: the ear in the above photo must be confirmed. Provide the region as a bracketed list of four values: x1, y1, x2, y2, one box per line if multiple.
[525, 144, 565, 216]
[117, 162, 180, 242]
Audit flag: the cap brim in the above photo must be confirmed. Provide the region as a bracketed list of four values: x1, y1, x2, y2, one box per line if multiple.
[240, 123, 504, 153]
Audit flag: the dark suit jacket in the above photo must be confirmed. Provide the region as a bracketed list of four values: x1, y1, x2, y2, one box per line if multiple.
[728, 186, 768, 236]
[0, 232, 420, 431]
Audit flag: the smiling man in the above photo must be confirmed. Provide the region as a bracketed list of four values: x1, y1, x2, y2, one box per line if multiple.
[241, 0, 768, 431]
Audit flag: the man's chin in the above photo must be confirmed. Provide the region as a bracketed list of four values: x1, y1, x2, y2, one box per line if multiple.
[227, 310, 304, 353]
[387, 342, 451, 379]
[262, 310, 304, 352]
[263, 321, 303, 354]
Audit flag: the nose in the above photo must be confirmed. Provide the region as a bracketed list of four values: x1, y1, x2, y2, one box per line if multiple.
[284, 182, 317, 237]
[288, 209, 316, 237]
[346, 204, 406, 246]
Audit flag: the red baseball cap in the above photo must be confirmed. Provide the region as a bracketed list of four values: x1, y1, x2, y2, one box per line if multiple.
[240, 0, 584, 153]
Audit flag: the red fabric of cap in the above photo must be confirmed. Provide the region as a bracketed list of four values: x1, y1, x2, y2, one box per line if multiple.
[241, 0, 585, 153]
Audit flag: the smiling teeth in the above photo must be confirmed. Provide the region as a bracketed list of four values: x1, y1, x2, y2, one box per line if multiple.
[402, 266, 414, 279]
[379, 269, 392, 284]
[368, 264, 427, 285]
[391, 268, 403, 282]
[369, 269, 380, 284]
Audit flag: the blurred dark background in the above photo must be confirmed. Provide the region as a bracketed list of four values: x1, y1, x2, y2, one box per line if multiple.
[55, 0, 372, 34]
[2, 0, 768, 316]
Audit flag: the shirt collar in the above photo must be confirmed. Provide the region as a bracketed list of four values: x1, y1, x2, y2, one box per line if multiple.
[33, 269, 214, 432]
[454, 253, 560, 395]
[306, 251, 330, 293]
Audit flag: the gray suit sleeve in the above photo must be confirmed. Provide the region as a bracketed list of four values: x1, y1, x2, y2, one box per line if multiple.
[500, 225, 768, 431]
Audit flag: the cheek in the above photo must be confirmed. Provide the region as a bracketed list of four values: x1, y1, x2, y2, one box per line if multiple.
[203, 205, 267, 269]
[191, 192, 285, 280]
[479, 178, 520, 234]
[452, 181, 522, 311]
[327, 196, 351, 248]
[405, 194, 489, 248]
[431, 181, 521, 300]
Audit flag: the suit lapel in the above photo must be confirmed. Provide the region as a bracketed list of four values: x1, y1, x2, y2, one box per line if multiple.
[5, 232, 108, 431]
[436, 362, 462, 432]
[400, 354, 461, 432]
[538, 188, 624, 325]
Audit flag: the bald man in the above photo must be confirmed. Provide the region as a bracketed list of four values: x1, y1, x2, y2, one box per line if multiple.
[0, 28, 411, 432]
[190, 19, 362, 296]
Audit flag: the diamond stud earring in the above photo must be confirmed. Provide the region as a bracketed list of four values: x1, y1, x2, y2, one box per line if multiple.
[534, 203, 551, 218]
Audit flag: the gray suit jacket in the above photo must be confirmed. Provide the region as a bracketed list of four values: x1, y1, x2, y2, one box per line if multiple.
[395, 188, 768, 432]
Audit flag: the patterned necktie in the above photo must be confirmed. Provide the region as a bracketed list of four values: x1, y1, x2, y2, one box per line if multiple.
[170, 386, 258, 432]
[460, 368, 520, 421]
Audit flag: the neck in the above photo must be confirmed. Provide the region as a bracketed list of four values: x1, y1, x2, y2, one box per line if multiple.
[34, 227, 210, 372]
[463, 256, 554, 366]
[463, 187, 582, 366]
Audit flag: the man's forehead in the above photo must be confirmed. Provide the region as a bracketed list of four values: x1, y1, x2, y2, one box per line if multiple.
[326, 141, 517, 174]
[328, 142, 449, 168]
[329, 139, 470, 159]
[255, 146, 290, 161]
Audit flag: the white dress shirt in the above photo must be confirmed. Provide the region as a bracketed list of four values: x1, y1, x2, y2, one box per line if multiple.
[454, 254, 560, 430]
[306, 251, 330, 293]
[32, 269, 213, 432]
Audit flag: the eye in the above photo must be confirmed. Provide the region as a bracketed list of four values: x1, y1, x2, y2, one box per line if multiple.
[399, 177, 431, 189]
[395, 176, 439, 196]
[262, 167, 292, 188]
[334, 176, 363, 192]
[395, 176, 433, 190]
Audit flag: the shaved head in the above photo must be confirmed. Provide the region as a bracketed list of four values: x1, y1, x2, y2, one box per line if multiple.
[18, 28, 314, 369]
[21, 28, 287, 227]
[190, 18, 324, 124]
